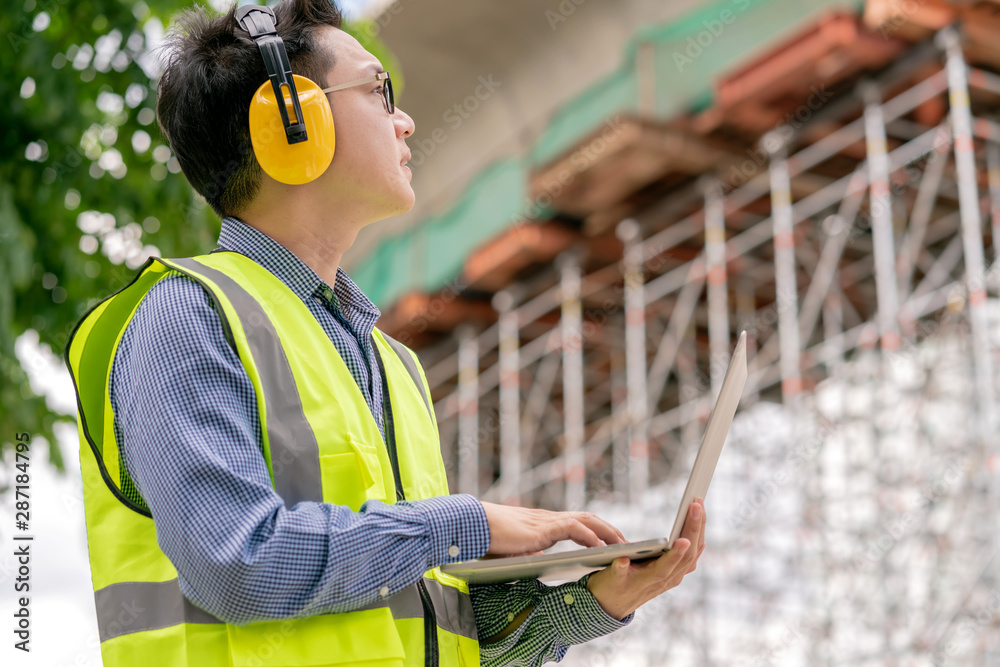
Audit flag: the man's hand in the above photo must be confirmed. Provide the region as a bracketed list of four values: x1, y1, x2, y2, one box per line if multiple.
[584, 498, 707, 621]
[480, 502, 627, 556]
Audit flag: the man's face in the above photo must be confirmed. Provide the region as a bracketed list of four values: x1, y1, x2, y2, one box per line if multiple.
[314, 26, 415, 223]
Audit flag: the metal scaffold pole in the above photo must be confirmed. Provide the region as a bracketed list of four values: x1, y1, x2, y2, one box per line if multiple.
[610, 345, 630, 501]
[494, 289, 521, 505]
[986, 140, 1000, 274]
[677, 323, 701, 451]
[735, 279, 759, 404]
[822, 290, 843, 380]
[862, 82, 902, 358]
[898, 137, 949, 305]
[767, 140, 803, 411]
[939, 26, 997, 442]
[457, 325, 479, 496]
[559, 253, 586, 510]
[618, 218, 650, 505]
[704, 177, 730, 399]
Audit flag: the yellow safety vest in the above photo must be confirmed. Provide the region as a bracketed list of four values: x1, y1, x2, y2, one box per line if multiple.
[65, 251, 480, 667]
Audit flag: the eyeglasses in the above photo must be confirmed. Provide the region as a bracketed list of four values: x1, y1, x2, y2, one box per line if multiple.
[322, 71, 394, 115]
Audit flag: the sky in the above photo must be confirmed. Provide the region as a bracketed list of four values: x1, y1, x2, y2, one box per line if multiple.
[336, 0, 380, 19]
[1, 333, 100, 666]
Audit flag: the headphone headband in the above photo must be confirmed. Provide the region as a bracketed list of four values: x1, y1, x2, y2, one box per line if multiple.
[236, 5, 308, 145]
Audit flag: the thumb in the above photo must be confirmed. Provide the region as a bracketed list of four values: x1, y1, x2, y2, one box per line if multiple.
[615, 557, 630, 575]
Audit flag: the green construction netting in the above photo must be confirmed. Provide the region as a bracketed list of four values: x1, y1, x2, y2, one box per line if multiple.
[354, 0, 865, 308]
[351, 159, 526, 308]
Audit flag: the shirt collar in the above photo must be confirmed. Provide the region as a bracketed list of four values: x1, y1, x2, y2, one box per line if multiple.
[216, 216, 381, 321]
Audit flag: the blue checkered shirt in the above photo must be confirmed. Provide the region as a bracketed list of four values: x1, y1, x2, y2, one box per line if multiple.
[109, 216, 631, 666]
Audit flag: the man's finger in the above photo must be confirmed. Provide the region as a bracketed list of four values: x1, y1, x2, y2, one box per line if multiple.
[648, 537, 691, 579]
[575, 513, 627, 545]
[695, 500, 707, 552]
[681, 501, 703, 544]
[612, 557, 630, 578]
[558, 517, 604, 548]
[682, 508, 703, 568]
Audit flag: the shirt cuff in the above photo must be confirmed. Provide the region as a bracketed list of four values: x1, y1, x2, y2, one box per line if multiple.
[536, 573, 634, 646]
[410, 494, 490, 568]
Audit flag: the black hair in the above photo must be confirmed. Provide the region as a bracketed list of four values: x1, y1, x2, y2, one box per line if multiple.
[156, 0, 343, 217]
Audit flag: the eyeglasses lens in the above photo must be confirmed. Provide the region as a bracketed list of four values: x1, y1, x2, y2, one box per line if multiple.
[384, 73, 395, 114]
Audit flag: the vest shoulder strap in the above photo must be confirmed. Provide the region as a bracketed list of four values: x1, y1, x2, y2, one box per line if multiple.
[378, 331, 433, 421]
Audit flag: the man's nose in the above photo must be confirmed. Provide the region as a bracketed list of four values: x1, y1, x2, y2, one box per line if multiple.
[395, 107, 415, 139]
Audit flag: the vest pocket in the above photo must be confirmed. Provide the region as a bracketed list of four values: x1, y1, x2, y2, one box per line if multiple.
[319, 452, 371, 512]
[344, 431, 386, 501]
[319, 431, 388, 509]
[226, 608, 406, 666]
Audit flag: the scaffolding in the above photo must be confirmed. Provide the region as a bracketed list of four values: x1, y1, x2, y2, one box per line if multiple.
[383, 13, 1000, 665]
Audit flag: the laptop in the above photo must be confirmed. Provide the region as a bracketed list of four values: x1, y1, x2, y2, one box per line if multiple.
[441, 330, 749, 585]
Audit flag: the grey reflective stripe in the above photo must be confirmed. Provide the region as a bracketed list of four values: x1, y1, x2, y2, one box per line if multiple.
[380, 331, 433, 421]
[358, 582, 424, 618]
[423, 578, 478, 641]
[169, 258, 323, 506]
[360, 579, 476, 640]
[95, 578, 475, 643]
[95, 578, 222, 643]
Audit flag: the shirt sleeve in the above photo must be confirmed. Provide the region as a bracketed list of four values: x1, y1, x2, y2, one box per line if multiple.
[110, 272, 490, 625]
[470, 574, 634, 667]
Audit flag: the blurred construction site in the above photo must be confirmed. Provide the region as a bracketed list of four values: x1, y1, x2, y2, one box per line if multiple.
[343, 0, 1000, 663]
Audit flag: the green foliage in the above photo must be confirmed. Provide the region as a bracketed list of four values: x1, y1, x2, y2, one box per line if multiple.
[345, 18, 405, 99]
[1, 0, 395, 477]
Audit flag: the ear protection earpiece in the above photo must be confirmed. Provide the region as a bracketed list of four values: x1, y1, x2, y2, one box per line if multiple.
[236, 4, 336, 185]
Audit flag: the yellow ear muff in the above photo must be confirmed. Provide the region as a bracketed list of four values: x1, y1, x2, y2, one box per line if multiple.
[248, 74, 336, 185]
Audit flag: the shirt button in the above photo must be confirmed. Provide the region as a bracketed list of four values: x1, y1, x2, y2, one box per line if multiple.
[323, 287, 334, 300]
[563, 593, 575, 605]
[448, 545, 460, 558]
[507, 612, 515, 623]
[379, 586, 390, 598]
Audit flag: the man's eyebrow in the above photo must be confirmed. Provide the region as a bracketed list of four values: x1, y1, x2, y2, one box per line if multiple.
[362, 64, 386, 76]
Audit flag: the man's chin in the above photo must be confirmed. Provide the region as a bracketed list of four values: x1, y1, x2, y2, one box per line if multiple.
[366, 190, 416, 227]
[391, 187, 416, 217]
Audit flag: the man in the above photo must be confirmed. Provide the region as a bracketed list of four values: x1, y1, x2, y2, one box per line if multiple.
[65, 1, 707, 665]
